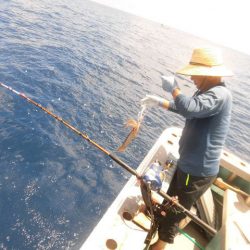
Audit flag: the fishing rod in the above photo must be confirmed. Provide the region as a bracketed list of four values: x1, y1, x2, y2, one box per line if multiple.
[0, 82, 217, 236]
[0, 82, 139, 178]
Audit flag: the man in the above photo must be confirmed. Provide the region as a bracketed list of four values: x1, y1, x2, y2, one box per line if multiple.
[141, 47, 233, 249]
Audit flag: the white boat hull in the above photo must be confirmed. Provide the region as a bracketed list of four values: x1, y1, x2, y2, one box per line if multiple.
[81, 127, 250, 250]
[81, 128, 184, 249]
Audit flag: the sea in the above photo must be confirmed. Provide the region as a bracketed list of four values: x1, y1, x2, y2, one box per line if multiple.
[0, 0, 249, 249]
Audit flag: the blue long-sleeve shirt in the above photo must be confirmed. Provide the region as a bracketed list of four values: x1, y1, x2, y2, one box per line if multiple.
[169, 83, 232, 177]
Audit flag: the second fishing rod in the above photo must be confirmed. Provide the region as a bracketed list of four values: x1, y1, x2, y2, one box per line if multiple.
[0, 82, 217, 236]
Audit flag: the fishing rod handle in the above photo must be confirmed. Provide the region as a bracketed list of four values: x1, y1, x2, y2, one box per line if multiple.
[158, 190, 217, 236]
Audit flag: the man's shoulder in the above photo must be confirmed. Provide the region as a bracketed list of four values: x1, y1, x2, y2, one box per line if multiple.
[207, 84, 232, 99]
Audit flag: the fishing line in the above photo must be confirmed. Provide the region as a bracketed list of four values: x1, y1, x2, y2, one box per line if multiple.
[0, 82, 217, 236]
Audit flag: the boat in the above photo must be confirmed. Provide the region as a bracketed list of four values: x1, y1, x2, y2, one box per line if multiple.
[81, 127, 250, 250]
[1, 83, 248, 249]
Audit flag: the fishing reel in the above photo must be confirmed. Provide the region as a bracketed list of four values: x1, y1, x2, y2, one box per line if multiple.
[142, 161, 164, 191]
[140, 160, 176, 247]
[142, 159, 175, 191]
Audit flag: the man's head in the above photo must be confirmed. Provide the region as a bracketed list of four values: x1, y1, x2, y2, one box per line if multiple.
[176, 47, 233, 91]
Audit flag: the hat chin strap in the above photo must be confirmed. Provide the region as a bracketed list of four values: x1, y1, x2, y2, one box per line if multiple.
[198, 76, 221, 92]
[198, 76, 208, 92]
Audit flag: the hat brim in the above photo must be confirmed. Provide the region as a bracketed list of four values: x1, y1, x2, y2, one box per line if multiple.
[176, 64, 233, 77]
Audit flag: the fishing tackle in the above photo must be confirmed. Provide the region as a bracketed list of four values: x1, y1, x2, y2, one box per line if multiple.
[0, 82, 217, 239]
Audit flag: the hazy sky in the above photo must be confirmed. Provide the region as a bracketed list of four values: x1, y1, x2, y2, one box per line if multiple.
[92, 0, 250, 55]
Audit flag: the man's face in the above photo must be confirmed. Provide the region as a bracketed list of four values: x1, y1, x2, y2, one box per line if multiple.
[190, 75, 206, 90]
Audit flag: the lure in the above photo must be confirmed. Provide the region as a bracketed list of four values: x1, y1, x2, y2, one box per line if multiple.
[117, 105, 146, 152]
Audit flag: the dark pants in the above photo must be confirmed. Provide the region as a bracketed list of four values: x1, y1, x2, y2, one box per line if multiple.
[158, 167, 216, 243]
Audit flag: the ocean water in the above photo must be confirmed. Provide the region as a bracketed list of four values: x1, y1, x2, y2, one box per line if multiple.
[0, 0, 249, 249]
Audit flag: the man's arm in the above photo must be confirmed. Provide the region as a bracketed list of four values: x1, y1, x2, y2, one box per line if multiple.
[171, 87, 227, 119]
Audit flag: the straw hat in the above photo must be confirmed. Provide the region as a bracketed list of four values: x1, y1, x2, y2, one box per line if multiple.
[176, 47, 233, 77]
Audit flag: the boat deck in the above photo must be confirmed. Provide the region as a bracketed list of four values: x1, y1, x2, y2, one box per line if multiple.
[81, 127, 250, 250]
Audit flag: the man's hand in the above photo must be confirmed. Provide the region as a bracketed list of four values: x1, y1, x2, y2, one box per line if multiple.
[141, 95, 169, 108]
[161, 75, 180, 93]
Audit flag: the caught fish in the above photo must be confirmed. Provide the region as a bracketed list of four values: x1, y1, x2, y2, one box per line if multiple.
[117, 105, 146, 152]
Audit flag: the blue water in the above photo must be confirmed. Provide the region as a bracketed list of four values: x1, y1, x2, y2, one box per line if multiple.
[0, 0, 250, 249]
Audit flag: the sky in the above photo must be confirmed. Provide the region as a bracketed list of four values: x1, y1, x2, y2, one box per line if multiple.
[92, 0, 250, 55]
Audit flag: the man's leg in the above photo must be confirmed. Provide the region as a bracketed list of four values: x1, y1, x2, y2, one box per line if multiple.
[157, 168, 216, 244]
